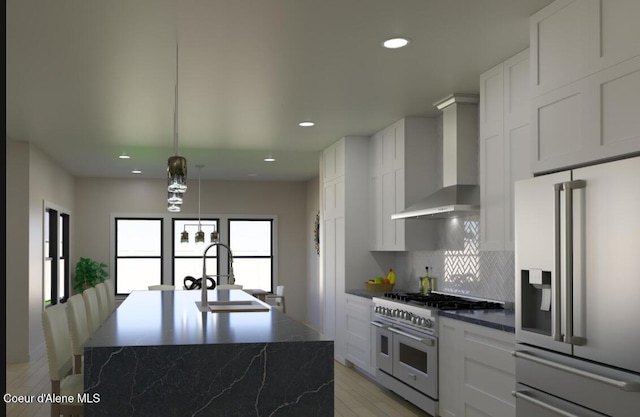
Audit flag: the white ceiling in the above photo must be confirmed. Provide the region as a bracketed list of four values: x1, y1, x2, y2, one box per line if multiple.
[6, 0, 552, 181]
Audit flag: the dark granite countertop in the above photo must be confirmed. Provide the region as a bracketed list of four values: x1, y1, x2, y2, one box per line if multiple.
[345, 288, 412, 300]
[438, 309, 515, 333]
[85, 289, 330, 348]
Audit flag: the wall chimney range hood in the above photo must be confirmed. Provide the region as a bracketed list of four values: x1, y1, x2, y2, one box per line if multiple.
[391, 93, 480, 220]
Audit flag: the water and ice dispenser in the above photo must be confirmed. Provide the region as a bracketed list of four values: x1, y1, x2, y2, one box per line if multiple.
[520, 269, 552, 335]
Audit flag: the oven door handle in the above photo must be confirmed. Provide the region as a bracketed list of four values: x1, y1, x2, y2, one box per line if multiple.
[370, 321, 388, 329]
[389, 327, 435, 346]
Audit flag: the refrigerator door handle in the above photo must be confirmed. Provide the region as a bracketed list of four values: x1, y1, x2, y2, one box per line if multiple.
[564, 180, 586, 346]
[512, 390, 580, 417]
[512, 350, 640, 391]
[553, 182, 564, 342]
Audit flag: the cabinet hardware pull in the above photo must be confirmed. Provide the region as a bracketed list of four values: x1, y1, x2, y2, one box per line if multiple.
[512, 390, 579, 417]
[512, 350, 640, 391]
[388, 327, 435, 346]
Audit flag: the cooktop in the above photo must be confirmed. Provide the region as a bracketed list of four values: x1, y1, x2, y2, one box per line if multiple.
[382, 291, 504, 310]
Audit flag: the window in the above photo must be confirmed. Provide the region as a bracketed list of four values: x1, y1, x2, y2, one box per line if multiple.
[173, 219, 219, 288]
[114, 214, 277, 295]
[228, 219, 274, 292]
[115, 218, 163, 295]
[44, 207, 70, 306]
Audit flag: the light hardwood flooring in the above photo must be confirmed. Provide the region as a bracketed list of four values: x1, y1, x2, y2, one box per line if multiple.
[6, 347, 431, 417]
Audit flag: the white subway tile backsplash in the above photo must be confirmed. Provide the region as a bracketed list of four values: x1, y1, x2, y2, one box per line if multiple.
[398, 215, 515, 302]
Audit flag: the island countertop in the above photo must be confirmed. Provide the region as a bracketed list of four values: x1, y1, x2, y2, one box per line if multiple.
[85, 289, 330, 348]
[84, 289, 334, 416]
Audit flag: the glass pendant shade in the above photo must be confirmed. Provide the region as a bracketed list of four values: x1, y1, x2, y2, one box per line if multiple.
[168, 204, 181, 213]
[180, 230, 189, 243]
[195, 230, 205, 243]
[168, 156, 188, 193]
[167, 192, 183, 205]
[210, 230, 219, 243]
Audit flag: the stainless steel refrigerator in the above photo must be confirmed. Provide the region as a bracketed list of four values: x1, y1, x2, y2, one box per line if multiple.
[514, 156, 640, 417]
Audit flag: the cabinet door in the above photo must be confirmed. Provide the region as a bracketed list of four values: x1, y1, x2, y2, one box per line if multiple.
[504, 50, 532, 249]
[588, 0, 640, 73]
[345, 295, 373, 375]
[530, 0, 590, 97]
[584, 56, 640, 162]
[531, 78, 590, 174]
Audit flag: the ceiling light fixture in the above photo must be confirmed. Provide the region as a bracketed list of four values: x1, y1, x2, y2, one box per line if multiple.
[119, 153, 130, 159]
[167, 44, 187, 205]
[180, 165, 218, 244]
[299, 121, 315, 127]
[131, 169, 142, 174]
[264, 155, 276, 162]
[382, 37, 410, 49]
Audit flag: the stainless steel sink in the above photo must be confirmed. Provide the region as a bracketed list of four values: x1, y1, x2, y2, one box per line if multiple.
[195, 299, 270, 312]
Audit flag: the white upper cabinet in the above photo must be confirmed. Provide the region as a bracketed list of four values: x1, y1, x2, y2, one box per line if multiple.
[369, 117, 439, 251]
[480, 49, 532, 251]
[530, 0, 640, 174]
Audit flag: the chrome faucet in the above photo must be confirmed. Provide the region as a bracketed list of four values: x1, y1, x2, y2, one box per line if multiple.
[201, 241, 235, 306]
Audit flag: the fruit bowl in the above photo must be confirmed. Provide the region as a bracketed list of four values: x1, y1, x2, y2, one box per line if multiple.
[365, 282, 395, 293]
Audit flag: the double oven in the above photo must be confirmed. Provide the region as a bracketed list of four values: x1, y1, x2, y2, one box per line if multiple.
[371, 292, 506, 416]
[371, 297, 439, 416]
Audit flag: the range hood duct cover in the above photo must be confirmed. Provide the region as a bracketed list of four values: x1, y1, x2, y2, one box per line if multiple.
[392, 93, 479, 220]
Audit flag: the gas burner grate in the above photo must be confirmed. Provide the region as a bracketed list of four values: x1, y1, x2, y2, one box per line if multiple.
[384, 292, 503, 310]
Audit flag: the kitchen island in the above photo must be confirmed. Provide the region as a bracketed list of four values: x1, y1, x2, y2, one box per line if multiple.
[84, 289, 333, 417]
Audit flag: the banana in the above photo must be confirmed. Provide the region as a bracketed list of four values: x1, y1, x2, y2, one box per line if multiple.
[386, 269, 396, 284]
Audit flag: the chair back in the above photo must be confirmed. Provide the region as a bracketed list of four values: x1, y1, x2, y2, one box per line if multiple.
[266, 285, 286, 313]
[148, 284, 176, 290]
[82, 287, 102, 334]
[43, 303, 86, 416]
[66, 294, 91, 374]
[276, 285, 285, 296]
[94, 282, 110, 322]
[42, 304, 74, 381]
[103, 279, 116, 313]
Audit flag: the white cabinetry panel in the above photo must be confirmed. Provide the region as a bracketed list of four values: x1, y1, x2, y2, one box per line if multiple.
[439, 317, 516, 417]
[479, 49, 531, 251]
[345, 295, 374, 376]
[530, 0, 640, 174]
[368, 117, 438, 251]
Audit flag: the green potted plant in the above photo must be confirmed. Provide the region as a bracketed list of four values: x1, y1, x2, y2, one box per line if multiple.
[73, 257, 109, 293]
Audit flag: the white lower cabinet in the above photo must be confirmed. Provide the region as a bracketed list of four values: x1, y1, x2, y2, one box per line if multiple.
[439, 317, 516, 417]
[344, 294, 375, 376]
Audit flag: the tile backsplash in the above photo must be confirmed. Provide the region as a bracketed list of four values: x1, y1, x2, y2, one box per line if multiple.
[395, 215, 515, 302]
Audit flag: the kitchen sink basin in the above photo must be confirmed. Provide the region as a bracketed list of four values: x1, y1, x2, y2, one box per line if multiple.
[195, 299, 270, 312]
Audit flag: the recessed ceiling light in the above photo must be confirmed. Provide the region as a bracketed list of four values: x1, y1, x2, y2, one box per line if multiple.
[131, 169, 142, 174]
[299, 121, 315, 127]
[119, 153, 130, 159]
[382, 37, 410, 49]
[264, 156, 276, 162]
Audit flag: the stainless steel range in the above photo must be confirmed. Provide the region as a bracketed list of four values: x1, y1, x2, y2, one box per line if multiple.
[371, 292, 504, 416]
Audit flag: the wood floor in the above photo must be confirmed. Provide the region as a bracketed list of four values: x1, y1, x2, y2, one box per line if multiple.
[6, 346, 431, 417]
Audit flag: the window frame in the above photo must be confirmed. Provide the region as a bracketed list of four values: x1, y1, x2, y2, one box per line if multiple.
[43, 202, 71, 307]
[111, 213, 278, 297]
[227, 218, 275, 293]
[114, 217, 164, 295]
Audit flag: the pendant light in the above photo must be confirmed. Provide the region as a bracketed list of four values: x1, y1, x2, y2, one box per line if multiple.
[194, 164, 205, 243]
[167, 44, 187, 203]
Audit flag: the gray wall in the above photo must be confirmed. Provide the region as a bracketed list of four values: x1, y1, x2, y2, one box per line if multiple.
[6, 139, 317, 362]
[74, 177, 310, 322]
[6, 141, 75, 362]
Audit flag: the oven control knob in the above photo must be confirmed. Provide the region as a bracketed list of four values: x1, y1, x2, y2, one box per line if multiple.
[393, 309, 401, 317]
[385, 308, 392, 316]
[421, 318, 433, 328]
[411, 316, 419, 325]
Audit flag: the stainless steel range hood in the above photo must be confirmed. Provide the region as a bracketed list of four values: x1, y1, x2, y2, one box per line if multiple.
[392, 93, 479, 220]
